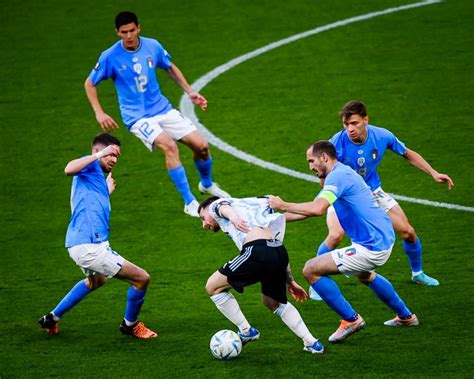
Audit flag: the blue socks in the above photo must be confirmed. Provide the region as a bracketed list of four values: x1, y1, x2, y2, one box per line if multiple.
[52, 280, 91, 318]
[403, 238, 423, 274]
[124, 286, 146, 324]
[194, 158, 213, 189]
[311, 276, 358, 321]
[167, 165, 196, 205]
[368, 274, 412, 318]
[316, 242, 332, 257]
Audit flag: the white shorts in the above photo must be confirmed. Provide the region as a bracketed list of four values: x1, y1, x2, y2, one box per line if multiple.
[327, 187, 398, 215]
[372, 187, 398, 212]
[330, 243, 393, 277]
[68, 241, 125, 278]
[129, 109, 197, 151]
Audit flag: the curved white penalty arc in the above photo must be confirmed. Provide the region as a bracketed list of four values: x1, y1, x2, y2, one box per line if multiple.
[180, 0, 474, 213]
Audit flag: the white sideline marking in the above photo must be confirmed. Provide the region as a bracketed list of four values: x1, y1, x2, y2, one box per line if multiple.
[180, 0, 474, 213]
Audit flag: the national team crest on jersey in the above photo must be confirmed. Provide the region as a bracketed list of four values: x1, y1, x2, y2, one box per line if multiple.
[345, 247, 356, 256]
[147, 57, 154, 68]
[133, 63, 142, 74]
[371, 149, 378, 160]
[357, 157, 365, 167]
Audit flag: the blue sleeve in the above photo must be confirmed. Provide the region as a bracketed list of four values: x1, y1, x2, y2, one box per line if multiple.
[88, 52, 112, 86]
[154, 40, 172, 70]
[76, 159, 99, 177]
[383, 129, 407, 156]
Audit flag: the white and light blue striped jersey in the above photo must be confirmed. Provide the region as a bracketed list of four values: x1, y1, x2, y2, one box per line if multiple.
[209, 197, 286, 251]
[89, 36, 173, 128]
[318, 162, 395, 251]
[65, 160, 110, 248]
[330, 124, 407, 191]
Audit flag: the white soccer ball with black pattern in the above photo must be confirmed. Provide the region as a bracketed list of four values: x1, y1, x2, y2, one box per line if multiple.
[209, 329, 242, 360]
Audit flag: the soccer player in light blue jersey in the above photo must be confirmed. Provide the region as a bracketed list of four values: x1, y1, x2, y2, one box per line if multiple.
[269, 141, 419, 343]
[84, 11, 229, 218]
[39, 133, 157, 339]
[316, 100, 454, 288]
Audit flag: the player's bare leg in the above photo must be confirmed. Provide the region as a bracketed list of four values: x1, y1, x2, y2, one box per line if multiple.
[388, 205, 439, 286]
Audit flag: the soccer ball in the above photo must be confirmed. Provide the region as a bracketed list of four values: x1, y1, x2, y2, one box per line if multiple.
[209, 329, 242, 360]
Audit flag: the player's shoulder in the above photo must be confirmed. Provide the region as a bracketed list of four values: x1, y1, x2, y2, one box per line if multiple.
[140, 36, 164, 49]
[98, 41, 123, 60]
[367, 124, 394, 138]
[329, 129, 346, 144]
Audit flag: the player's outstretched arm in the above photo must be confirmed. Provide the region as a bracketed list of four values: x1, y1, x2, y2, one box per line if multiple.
[268, 195, 328, 217]
[84, 78, 119, 131]
[64, 145, 120, 176]
[166, 63, 208, 111]
[404, 149, 454, 190]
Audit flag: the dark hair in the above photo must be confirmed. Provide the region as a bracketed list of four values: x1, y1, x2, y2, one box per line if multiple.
[92, 133, 121, 147]
[308, 140, 336, 159]
[198, 196, 220, 214]
[339, 100, 367, 121]
[115, 11, 138, 29]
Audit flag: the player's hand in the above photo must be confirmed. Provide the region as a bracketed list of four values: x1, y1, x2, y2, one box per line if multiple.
[96, 111, 119, 131]
[106, 173, 116, 194]
[230, 217, 250, 233]
[268, 195, 284, 211]
[433, 172, 454, 190]
[288, 280, 308, 302]
[189, 92, 208, 111]
[100, 144, 121, 158]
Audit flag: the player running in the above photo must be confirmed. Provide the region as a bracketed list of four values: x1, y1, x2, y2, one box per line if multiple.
[269, 141, 419, 343]
[85, 11, 229, 217]
[39, 133, 157, 339]
[313, 100, 454, 293]
[199, 196, 324, 354]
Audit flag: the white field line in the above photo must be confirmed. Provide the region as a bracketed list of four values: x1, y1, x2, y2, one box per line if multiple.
[180, 0, 474, 213]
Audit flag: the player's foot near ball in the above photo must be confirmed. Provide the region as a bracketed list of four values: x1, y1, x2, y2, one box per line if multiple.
[303, 339, 324, 354]
[120, 321, 158, 339]
[384, 314, 419, 327]
[328, 315, 365, 343]
[198, 182, 230, 198]
[38, 313, 59, 335]
[184, 200, 200, 217]
[412, 272, 439, 287]
[238, 327, 260, 344]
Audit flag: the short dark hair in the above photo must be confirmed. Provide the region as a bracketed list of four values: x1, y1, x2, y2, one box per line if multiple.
[92, 133, 121, 147]
[198, 196, 220, 214]
[339, 100, 367, 121]
[308, 140, 336, 159]
[115, 11, 138, 29]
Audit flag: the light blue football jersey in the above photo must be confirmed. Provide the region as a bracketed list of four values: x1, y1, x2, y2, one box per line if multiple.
[65, 160, 111, 248]
[330, 125, 407, 191]
[89, 37, 174, 128]
[209, 197, 286, 251]
[318, 162, 395, 251]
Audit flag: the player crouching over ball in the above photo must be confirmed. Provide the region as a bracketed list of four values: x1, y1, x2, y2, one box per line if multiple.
[199, 196, 324, 354]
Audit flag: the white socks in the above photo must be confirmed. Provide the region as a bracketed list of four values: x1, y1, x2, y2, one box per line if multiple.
[274, 302, 316, 346]
[210, 292, 251, 334]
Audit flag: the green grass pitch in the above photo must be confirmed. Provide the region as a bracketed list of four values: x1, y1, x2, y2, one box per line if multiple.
[1, 0, 473, 377]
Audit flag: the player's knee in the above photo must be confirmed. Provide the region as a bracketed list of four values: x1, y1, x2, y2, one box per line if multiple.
[357, 272, 375, 285]
[157, 140, 179, 158]
[194, 143, 209, 160]
[262, 297, 279, 312]
[205, 278, 217, 296]
[87, 275, 107, 290]
[136, 270, 151, 289]
[327, 230, 344, 247]
[302, 262, 317, 283]
[399, 224, 416, 241]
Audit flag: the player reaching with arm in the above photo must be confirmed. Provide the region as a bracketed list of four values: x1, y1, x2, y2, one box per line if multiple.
[199, 196, 324, 354]
[84, 11, 229, 218]
[39, 133, 157, 339]
[269, 141, 419, 344]
[314, 100, 453, 292]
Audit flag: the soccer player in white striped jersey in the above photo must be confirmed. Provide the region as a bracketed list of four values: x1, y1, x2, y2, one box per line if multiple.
[198, 196, 324, 354]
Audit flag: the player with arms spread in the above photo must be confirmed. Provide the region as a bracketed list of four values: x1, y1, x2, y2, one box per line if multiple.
[39, 133, 157, 339]
[314, 100, 454, 290]
[199, 196, 324, 354]
[269, 141, 419, 343]
[84, 11, 229, 217]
